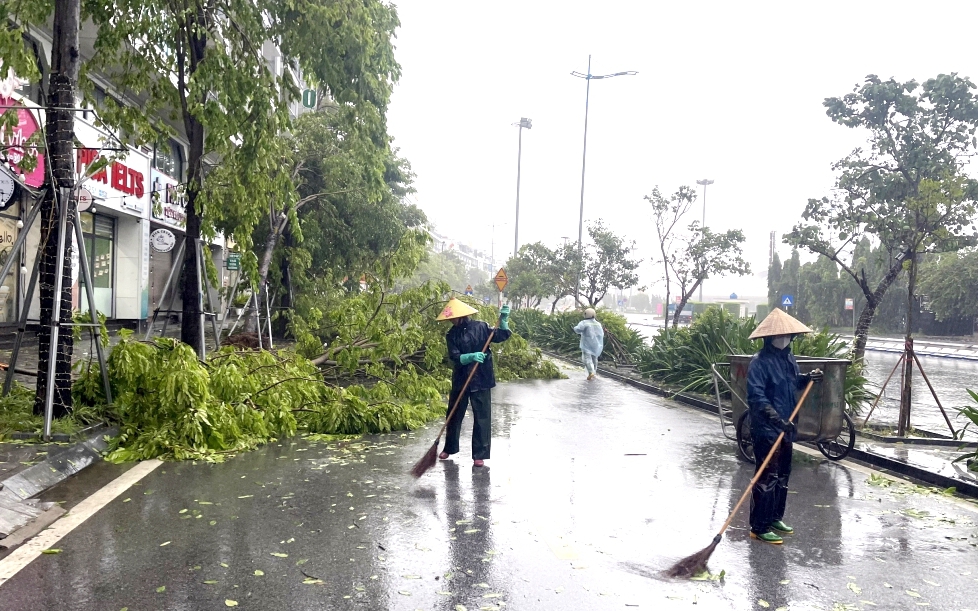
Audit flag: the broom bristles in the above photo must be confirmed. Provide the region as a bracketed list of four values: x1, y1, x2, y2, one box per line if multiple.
[410, 440, 439, 478]
[663, 534, 721, 579]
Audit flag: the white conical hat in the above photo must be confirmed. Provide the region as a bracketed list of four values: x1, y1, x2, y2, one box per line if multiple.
[749, 307, 813, 339]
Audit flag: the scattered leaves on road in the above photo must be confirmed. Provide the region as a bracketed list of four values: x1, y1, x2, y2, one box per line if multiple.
[41, 549, 62, 555]
[156, 586, 165, 593]
[254, 570, 264, 576]
[847, 582, 862, 594]
[160, 541, 171, 547]
[270, 553, 288, 558]
[225, 600, 238, 607]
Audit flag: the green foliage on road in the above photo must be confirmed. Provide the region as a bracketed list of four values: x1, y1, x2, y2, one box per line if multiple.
[63, 279, 561, 461]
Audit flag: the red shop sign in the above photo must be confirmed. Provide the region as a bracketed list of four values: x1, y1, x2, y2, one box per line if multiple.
[0, 96, 45, 188]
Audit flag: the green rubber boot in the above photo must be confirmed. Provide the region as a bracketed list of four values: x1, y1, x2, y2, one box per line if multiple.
[771, 520, 794, 534]
[750, 531, 783, 545]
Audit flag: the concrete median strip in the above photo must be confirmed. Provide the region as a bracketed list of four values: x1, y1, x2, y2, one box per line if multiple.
[0, 459, 162, 587]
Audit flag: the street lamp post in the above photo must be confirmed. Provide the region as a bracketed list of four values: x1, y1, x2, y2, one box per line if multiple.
[571, 56, 637, 305]
[513, 117, 532, 258]
[696, 178, 714, 303]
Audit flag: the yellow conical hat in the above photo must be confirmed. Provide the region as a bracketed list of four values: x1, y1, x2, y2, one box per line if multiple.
[749, 307, 813, 339]
[436, 298, 479, 321]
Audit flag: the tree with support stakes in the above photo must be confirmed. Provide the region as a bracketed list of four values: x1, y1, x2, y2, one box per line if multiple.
[81, 0, 400, 357]
[787, 73, 978, 367]
[0, 0, 85, 417]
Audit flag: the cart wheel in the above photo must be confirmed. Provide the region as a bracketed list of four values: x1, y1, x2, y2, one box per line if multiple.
[817, 413, 855, 461]
[736, 412, 755, 463]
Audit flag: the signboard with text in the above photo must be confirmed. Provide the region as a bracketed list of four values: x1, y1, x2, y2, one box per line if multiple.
[73, 118, 150, 216]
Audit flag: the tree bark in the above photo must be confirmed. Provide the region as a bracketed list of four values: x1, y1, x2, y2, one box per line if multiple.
[898, 255, 917, 436]
[180, 113, 205, 355]
[672, 281, 701, 328]
[35, 0, 80, 416]
[850, 260, 904, 363]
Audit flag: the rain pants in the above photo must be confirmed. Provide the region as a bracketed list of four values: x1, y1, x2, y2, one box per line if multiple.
[573, 319, 604, 375]
[745, 339, 811, 534]
[444, 319, 511, 460]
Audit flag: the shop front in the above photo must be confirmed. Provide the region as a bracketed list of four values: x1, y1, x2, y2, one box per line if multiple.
[71, 117, 151, 322]
[148, 168, 226, 321]
[0, 91, 46, 326]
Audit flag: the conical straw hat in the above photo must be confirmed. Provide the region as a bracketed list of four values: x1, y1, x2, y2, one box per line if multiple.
[748, 307, 813, 340]
[436, 298, 479, 321]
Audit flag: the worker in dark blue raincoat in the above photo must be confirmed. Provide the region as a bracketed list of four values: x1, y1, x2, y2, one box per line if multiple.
[436, 298, 512, 467]
[746, 308, 823, 545]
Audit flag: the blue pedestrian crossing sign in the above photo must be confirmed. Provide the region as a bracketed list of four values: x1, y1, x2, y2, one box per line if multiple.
[781, 295, 794, 307]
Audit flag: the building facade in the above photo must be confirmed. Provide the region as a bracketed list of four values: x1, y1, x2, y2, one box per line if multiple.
[1, 32, 229, 331]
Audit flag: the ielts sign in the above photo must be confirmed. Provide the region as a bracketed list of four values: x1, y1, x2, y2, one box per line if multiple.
[76, 148, 145, 198]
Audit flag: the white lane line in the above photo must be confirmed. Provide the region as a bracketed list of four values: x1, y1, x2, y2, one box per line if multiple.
[0, 459, 163, 587]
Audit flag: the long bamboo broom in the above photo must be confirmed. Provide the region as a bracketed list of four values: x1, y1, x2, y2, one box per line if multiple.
[411, 321, 499, 478]
[665, 380, 815, 578]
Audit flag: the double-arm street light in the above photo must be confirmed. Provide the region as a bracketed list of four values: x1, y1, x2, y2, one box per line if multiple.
[696, 178, 714, 303]
[513, 117, 532, 258]
[571, 56, 637, 303]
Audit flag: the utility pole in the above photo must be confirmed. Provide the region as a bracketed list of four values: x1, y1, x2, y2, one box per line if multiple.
[696, 178, 714, 304]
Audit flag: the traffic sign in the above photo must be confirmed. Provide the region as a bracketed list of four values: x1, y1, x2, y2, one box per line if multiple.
[781, 295, 794, 307]
[494, 268, 508, 292]
[226, 252, 241, 270]
[844, 297, 854, 311]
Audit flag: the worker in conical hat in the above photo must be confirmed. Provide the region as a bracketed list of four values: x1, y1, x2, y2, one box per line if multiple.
[745, 307, 823, 545]
[436, 298, 511, 467]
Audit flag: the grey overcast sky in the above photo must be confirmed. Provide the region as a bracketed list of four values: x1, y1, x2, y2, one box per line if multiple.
[386, 0, 978, 298]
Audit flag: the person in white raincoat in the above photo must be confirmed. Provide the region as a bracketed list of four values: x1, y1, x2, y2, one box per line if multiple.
[573, 308, 604, 381]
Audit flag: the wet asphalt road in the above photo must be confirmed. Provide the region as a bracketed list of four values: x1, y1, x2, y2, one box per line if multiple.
[1, 365, 977, 610]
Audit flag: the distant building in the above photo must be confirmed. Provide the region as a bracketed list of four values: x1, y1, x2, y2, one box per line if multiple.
[428, 230, 494, 273]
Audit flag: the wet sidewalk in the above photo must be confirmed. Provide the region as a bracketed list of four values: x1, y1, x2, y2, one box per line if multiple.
[579, 356, 978, 499]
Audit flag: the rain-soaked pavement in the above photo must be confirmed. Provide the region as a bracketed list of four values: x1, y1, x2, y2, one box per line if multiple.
[1, 366, 977, 610]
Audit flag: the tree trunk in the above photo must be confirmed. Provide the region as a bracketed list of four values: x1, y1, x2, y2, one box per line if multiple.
[850, 260, 904, 363]
[180, 114, 205, 356]
[35, 0, 80, 417]
[851, 301, 878, 364]
[898, 255, 917, 436]
[247, 213, 285, 333]
[672, 281, 700, 328]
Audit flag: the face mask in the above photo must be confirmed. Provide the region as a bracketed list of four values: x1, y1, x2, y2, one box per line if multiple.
[772, 336, 791, 350]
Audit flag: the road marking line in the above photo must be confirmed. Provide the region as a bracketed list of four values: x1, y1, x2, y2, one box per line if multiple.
[0, 459, 163, 587]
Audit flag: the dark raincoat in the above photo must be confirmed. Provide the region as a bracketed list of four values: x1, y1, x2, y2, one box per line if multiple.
[446, 319, 512, 393]
[746, 338, 810, 442]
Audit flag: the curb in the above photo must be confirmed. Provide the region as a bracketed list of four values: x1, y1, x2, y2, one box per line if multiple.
[0, 424, 117, 503]
[545, 351, 978, 499]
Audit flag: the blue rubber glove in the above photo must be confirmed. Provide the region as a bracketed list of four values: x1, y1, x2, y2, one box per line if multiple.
[499, 304, 511, 330]
[459, 352, 486, 366]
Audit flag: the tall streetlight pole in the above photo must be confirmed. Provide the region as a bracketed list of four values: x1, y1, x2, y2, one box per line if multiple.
[696, 178, 714, 303]
[571, 56, 637, 305]
[513, 118, 532, 258]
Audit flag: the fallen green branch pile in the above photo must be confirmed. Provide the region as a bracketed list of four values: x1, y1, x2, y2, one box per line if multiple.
[58, 282, 561, 462]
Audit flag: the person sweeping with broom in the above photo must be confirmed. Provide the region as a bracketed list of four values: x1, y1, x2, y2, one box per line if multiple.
[746, 308, 823, 545]
[436, 298, 511, 467]
[665, 308, 822, 577]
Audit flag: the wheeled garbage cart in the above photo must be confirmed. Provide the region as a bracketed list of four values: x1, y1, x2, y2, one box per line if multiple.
[711, 355, 855, 462]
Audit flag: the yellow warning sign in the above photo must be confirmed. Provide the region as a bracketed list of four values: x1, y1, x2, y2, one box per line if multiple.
[494, 268, 508, 292]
